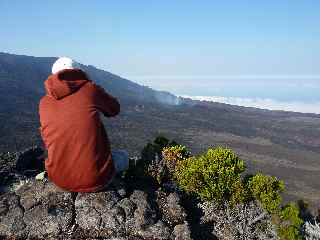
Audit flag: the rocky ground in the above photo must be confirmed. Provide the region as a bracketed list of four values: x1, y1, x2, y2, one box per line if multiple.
[0, 147, 211, 240]
[0, 179, 194, 239]
[3, 146, 317, 240]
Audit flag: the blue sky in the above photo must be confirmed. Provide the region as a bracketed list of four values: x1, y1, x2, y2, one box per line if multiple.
[1, 1, 320, 103]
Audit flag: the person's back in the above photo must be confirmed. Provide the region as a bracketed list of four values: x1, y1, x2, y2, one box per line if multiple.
[39, 57, 120, 192]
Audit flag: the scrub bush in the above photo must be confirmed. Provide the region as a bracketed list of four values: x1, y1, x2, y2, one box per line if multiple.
[148, 144, 190, 185]
[131, 138, 307, 239]
[162, 145, 190, 173]
[175, 147, 246, 205]
[276, 203, 304, 240]
[246, 173, 285, 213]
[199, 200, 278, 239]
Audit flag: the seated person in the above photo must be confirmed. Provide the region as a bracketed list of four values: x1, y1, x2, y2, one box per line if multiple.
[38, 57, 128, 192]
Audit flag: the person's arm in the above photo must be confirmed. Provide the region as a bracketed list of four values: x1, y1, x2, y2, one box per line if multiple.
[38, 100, 49, 149]
[93, 83, 120, 117]
[38, 125, 48, 149]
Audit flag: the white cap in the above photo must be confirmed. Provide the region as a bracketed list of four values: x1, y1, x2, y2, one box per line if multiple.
[51, 57, 81, 74]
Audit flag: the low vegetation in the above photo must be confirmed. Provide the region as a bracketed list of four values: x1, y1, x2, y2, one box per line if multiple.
[276, 203, 304, 240]
[127, 136, 314, 239]
[246, 173, 285, 214]
[175, 147, 246, 206]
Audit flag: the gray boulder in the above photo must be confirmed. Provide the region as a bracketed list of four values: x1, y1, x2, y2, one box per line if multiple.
[0, 179, 74, 239]
[156, 190, 187, 226]
[75, 190, 125, 237]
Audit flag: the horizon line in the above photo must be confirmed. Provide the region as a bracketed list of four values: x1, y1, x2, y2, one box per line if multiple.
[125, 74, 320, 80]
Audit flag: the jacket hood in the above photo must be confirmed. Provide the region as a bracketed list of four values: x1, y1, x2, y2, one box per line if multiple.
[44, 69, 91, 100]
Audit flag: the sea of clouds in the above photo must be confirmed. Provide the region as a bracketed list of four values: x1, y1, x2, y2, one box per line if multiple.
[128, 74, 320, 114]
[180, 95, 320, 114]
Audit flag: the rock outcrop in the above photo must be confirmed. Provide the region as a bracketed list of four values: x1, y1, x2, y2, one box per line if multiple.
[0, 148, 192, 240]
[0, 178, 192, 239]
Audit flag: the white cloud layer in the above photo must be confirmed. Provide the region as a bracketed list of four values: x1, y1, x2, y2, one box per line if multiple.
[181, 95, 320, 114]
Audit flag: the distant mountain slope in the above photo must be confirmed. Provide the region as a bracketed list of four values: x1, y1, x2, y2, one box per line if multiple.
[0, 52, 179, 106]
[0, 52, 319, 211]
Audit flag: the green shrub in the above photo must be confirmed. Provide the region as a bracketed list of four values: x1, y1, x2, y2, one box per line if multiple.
[147, 144, 190, 185]
[175, 147, 246, 205]
[277, 203, 303, 240]
[162, 145, 190, 164]
[161, 145, 191, 180]
[247, 173, 284, 213]
[130, 138, 304, 239]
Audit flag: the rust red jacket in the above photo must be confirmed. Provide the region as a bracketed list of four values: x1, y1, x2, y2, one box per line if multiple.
[39, 69, 119, 192]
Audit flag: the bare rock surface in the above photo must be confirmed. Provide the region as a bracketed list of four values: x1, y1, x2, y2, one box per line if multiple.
[173, 223, 192, 240]
[0, 178, 192, 239]
[156, 190, 187, 226]
[0, 180, 74, 239]
[0, 192, 26, 237]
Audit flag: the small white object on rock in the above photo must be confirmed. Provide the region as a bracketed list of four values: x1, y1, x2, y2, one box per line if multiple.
[35, 171, 46, 181]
